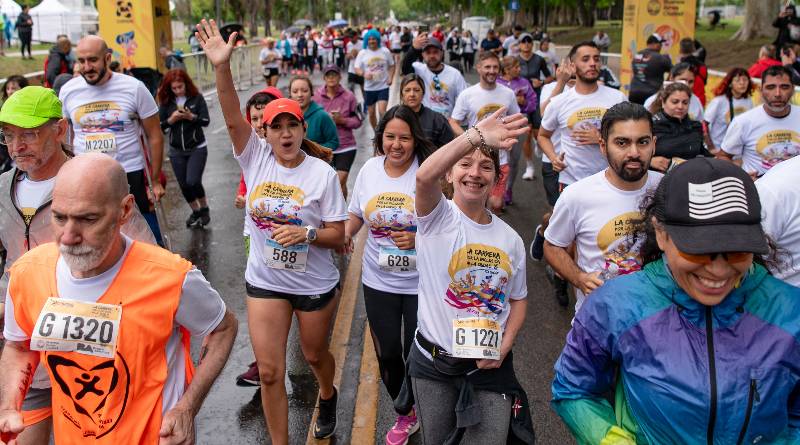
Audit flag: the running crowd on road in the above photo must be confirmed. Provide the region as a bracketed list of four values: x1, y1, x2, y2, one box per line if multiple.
[2, 16, 800, 445]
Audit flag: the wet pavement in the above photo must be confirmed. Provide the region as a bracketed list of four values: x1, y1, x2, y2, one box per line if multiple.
[158, 67, 577, 444]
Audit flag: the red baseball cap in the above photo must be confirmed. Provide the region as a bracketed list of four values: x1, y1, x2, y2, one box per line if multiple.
[262, 98, 304, 125]
[260, 86, 283, 100]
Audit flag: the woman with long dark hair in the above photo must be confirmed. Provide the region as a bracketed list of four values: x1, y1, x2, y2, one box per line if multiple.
[157, 69, 211, 227]
[389, 74, 454, 149]
[198, 20, 345, 443]
[553, 158, 800, 445]
[704, 67, 754, 151]
[342, 105, 435, 445]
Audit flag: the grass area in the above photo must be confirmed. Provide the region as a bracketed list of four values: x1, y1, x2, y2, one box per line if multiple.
[549, 17, 770, 73]
[0, 53, 46, 82]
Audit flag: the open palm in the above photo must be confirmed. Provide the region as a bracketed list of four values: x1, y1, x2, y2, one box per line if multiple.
[195, 19, 235, 67]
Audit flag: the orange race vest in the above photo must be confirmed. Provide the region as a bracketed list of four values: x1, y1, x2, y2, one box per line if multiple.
[10, 241, 195, 444]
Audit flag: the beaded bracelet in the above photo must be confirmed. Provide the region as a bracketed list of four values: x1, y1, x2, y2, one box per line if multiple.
[471, 125, 488, 151]
[465, 126, 478, 149]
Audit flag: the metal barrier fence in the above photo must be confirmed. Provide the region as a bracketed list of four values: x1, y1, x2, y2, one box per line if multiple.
[182, 43, 264, 94]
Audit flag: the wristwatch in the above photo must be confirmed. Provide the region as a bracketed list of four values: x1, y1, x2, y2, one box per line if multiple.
[304, 225, 318, 244]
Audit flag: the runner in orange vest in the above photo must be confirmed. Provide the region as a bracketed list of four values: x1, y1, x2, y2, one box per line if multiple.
[0, 153, 238, 444]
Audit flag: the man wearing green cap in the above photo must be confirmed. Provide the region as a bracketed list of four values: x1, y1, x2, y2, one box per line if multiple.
[0, 86, 155, 445]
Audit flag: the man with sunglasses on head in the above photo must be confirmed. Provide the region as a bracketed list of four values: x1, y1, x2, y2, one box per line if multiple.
[59, 35, 166, 242]
[543, 102, 661, 314]
[401, 30, 467, 117]
[0, 86, 155, 445]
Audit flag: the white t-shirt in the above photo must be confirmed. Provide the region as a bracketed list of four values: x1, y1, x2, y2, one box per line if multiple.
[704, 95, 754, 148]
[721, 105, 800, 177]
[544, 170, 663, 312]
[60, 73, 159, 173]
[347, 41, 360, 74]
[260, 47, 281, 71]
[644, 92, 705, 122]
[411, 62, 468, 117]
[416, 197, 527, 353]
[450, 83, 520, 165]
[355, 47, 394, 91]
[235, 131, 347, 294]
[538, 82, 573, 164]
[15, 175, 55, 226]
[348, 156, 418, 294]
[540, 85, 627, 184]
[390, 31, 402, 50]
[3, 237, 226, 408]
[756, 155, 800, 286]
[503, 35, 520, 57]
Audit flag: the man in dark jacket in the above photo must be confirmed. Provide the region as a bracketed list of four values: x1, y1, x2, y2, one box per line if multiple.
[629, 34, 672, 104]
[45, 36, 74, 88]
[15, 6, 32, 59]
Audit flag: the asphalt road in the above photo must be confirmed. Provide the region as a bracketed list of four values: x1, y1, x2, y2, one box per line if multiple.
[159, 66, 577, 444]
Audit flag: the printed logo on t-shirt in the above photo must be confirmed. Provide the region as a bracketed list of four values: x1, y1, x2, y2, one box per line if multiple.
[755, 130, 800, 170]
[445, 244, 512, 316]
[366, 56, 387, 78]
[476, 104, 503, 122]
[74, 101, 126, 133]
[428, 80, 451, 112]
[248, 181, 305, 231]
[595, 211, 643, 280]
[725, 107, 748, 124]
[365, 192, 416, 239]
[566, 107, 606, 132]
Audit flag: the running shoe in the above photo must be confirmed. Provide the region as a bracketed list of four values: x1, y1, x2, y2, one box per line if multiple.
[554, 276, 569, 308]
[385, 411, 419, 445]
[198, 207, 211, 226]
[235, 362, 260, 387]
[522, 164, 535, 181]
[529, 225, 545, 261]
[313, 386, 338, 439]
[186, 210, 201, 228]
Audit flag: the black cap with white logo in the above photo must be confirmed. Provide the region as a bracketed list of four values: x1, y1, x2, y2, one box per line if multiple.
[659, 158, 768, 254]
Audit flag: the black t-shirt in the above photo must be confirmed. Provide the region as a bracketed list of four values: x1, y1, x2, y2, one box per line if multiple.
[630, 48, 672, 98]
[517, 53, 551, 98]
[480, 38, 501, 52]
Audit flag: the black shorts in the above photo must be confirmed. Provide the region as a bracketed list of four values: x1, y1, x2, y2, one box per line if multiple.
[528, 110, 542, 129]
[348, 72, 364, 86]
[391, 48, 402, 54]
[282, 56, 292, 62]
[365, 88, 390, 106]
[246, 282, 339, 312]
[541, 162, 560, 207]
[126, 169, 151, 214]
[263, 68, 279, 78]
[332, 150, 357, 172]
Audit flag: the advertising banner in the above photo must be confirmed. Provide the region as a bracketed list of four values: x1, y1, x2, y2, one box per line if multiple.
[97, 0, 173, 71]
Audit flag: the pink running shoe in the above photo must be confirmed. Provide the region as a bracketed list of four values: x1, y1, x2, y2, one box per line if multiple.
[385, 412, 419, 445]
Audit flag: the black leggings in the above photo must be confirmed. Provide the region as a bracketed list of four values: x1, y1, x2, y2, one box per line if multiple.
[363, 284, 418, 400]
[169, 146, 207, 203]
[18, 31, 31, 57]
[463, 52, 475, 71]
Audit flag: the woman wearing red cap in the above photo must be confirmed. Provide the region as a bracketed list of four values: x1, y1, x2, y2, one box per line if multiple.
[197, 19, 346, 444]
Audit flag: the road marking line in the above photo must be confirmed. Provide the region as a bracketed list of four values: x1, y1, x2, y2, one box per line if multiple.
[306, 227, 366, 445]
[212, 125, 227, 134]
[350, 327, 380, 444]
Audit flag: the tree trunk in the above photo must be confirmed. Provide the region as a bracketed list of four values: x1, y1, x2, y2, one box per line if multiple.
[248, 0, 258, 38]
[733, 0, 781, 40]
[264, 0, 272, 37]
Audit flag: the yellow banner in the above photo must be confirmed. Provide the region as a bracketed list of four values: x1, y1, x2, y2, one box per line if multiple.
[97, 0, 173, 71]
[620, 0, 697, 94]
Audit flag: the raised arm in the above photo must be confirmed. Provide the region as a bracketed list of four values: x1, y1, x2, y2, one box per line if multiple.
[195, 19, 252, 155]
[416, 108, 528, 217]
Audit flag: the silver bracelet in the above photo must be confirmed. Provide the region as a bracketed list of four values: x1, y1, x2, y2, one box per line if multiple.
[471, 125, 488, 150]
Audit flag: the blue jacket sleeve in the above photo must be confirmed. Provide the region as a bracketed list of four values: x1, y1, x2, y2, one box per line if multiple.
[552, 314, 619, 445]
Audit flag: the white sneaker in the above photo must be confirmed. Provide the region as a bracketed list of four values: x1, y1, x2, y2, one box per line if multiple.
[522, 165, 535, 180]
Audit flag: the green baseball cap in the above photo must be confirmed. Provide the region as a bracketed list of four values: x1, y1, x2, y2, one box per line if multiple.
[0, 86, 63, 129]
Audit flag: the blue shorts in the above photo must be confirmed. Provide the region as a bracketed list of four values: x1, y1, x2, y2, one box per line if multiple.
[364, 88, 390, 106]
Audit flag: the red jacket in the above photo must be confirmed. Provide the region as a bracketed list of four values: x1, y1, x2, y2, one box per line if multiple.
[748, 58, 783, 79]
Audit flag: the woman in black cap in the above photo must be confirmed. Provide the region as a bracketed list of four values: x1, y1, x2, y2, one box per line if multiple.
[552, 158, 800, 444]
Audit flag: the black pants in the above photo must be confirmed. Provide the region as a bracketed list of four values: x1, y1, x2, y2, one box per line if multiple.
[304, 55, 315, 73]
[363, 284, 418, 400]
[463, 52, 475, 71]
[169, 146, 207, 203]
[18, 30, 31, 57]
[126, 169, 151, 214]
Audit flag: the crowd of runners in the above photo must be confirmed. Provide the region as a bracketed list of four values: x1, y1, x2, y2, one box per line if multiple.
[1, 14, 800, 445]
